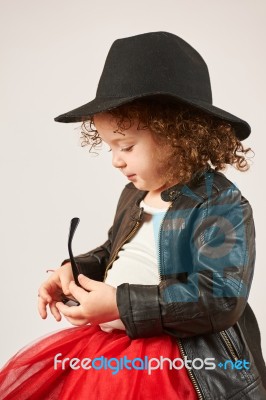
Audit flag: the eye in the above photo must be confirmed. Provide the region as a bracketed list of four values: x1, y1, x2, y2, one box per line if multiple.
[121, 145, 134, 152]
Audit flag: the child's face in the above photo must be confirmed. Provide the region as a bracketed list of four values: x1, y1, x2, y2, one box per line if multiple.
[93, 113, 174, 194]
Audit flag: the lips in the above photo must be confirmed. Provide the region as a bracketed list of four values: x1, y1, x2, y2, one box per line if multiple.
[126, 174, 136, 180]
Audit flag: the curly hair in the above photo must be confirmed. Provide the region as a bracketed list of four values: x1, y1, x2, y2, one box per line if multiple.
[80, 98, 253, 185]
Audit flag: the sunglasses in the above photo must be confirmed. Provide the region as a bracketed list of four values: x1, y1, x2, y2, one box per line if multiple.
[61, 217, 81, 307]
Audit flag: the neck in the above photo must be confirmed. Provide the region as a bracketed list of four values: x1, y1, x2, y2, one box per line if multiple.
[144, 190, 171, 208]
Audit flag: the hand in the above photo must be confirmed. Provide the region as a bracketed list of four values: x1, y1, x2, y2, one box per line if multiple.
[56, 274, 119, 326]
[38, 262, 74, 321]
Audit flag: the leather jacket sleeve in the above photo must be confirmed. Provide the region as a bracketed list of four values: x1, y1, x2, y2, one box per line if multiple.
[116, 185, 256, 339]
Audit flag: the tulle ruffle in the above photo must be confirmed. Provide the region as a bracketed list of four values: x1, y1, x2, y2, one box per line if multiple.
[0, 325, 197, 400]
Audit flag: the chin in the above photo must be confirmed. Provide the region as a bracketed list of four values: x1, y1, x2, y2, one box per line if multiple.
[132, 182, 159, 192]
[131, 181, 148, 191]
[132, 183, 144, 190]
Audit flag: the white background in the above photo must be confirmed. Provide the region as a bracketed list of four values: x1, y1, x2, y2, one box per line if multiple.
[1, 0, 265, 367]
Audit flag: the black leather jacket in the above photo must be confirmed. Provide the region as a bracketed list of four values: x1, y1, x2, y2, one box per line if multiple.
[71, 169, 266, 399]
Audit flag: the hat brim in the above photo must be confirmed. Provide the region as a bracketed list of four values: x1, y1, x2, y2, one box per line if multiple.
[54, 92, 250, 140]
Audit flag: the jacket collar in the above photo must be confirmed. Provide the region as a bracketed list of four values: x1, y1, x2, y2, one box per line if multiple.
[161, 166, 212, 202]
[131, 166, 213, 217]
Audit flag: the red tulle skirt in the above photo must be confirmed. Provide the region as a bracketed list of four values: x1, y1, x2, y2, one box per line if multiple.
[0, 325, 198, 400]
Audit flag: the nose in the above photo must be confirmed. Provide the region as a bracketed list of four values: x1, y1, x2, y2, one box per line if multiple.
[112, 152, 127, 169]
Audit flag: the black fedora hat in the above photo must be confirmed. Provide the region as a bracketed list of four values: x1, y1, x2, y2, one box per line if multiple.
[54, 31, 250, 140]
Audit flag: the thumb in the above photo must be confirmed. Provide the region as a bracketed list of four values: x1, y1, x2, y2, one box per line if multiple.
[78, 274, 104, 291]
[67, 280, 88, 302]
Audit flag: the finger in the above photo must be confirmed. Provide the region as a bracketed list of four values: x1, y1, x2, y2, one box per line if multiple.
[60, 264, 74, 296]
[61, 279, 72, 297]
[78, 274, 104, 291]
[68, 280, 90, 302]
[56, 301, 83, 319]
[39, 277, 62, 303]
[38, 296, 48, 319]
[38, 284, 52, 303]
[39, 279, 64, 304]
[49, 301, 62, 321]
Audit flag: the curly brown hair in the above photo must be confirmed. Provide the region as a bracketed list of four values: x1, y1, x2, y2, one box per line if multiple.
[80, 98, 253, 185]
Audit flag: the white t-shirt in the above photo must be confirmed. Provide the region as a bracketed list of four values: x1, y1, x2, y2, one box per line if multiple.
[100, 200, 168, 332]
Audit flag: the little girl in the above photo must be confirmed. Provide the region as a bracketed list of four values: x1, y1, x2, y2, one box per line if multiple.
[1, 31, 266, 399]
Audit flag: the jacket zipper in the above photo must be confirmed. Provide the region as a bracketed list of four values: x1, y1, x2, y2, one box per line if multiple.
[104, 201, 205, 398]
[157, 204, 204, 399]
[103, 212, 143, 281]
[157, 203, 172, 281]
[177, 331, 239, 400]
[177, 339, 204, 400]
[219, 330, 239, 361]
